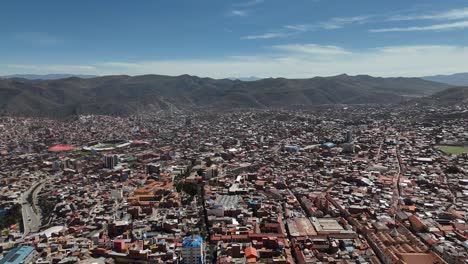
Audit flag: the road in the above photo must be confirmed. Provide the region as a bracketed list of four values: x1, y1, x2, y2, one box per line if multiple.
[375, 140, 383, 161]
[21, 181, 44, 237]
[390, 146, 403, 215]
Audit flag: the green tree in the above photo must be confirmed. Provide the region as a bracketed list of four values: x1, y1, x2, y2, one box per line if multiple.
[0, 204, 23, 230]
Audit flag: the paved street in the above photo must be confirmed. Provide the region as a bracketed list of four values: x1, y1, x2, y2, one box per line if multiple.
[21, 182, 44, 237]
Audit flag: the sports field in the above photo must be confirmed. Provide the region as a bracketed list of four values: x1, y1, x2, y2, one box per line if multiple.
[435, 145, 468, 155]
[91, 143, 118, 149]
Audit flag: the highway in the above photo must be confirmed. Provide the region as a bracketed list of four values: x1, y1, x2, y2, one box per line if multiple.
[21, 181, 44, 237]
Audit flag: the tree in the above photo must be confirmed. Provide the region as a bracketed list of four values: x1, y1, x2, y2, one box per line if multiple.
[0, 204, 22, 230]
[445, 166, 461, 174]
[197, 168, 204, 176]
[205, 158, 213, 168]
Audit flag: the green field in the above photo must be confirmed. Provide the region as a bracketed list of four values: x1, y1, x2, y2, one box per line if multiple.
[435, 145, 468, 155]
[91, 143, 118, 149]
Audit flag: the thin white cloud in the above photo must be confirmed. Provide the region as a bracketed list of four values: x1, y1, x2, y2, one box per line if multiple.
[277, 7, 468, 36]
[243, 15, 371, 41]
[243, 16, 370, 40]
[234, 0, 264, 7]
[389, 7, 468, 21]
[4, 45, 468, 78]
[285, 15, 370, 32]
[375, 45, 459, 53]
[320, 16, 370, 29]
[227, 0, 265, 18]
[272, 44, 352, 55]
[284, 24, 309, 32]
[241, 32, 290, 40]
[371, 20, 468, 32]
[246, 7, 468, 39]
[228, 10, 249, 17]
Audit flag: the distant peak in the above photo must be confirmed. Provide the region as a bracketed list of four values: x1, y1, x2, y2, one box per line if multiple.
[333, 73, 351, 78]
[229, 76, 261, 82]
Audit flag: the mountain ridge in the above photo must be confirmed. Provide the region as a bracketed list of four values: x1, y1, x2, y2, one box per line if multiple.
[0, 74, 451, 117]
[2, 74, 98, 80]
[422, 72, 468, 86]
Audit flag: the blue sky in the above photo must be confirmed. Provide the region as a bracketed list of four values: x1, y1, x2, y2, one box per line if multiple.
[2, 0, 468, 78]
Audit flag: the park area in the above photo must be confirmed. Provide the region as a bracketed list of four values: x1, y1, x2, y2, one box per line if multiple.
[435, 145, 468, 155]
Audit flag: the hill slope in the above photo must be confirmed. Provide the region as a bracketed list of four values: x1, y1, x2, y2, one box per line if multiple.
[430, 86, 468, 104]
[0, 74, 450, 117]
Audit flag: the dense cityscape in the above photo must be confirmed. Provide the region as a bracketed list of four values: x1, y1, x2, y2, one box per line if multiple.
[3, 0, 468, 263]
[0, 101, 466, 264]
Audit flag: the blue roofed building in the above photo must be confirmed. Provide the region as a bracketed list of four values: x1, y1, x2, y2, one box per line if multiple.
[322, 142, 336, 149]
[181, 235, 204, 264]
[283, 145, 300, 153]
[0, 246, 37, 264]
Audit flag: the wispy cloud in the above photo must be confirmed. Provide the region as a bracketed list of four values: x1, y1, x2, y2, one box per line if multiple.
[373, 7, 468, 32]
[255, 7, 468, 38]
[285, 15, 370, 32]
[233, 0, 264, 7]
[228, 10, 250, 17]
[242, 15, 371, 40]
[241, 32, 291, 40]
[272, 44, 352, 55]
[371, 20, 468, 32]
[375, 45, 459, 53]
[284, 24, 309, 32]
[243, 15, 371, 41]
[320, 16, 370, 29]
[389, 7, 468, 21]
[227, 0, 265, 17]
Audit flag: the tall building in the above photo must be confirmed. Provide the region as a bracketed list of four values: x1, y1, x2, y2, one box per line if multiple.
[345, 130, 353, 143]
[147, 163, 161, 175]
[181, 235, 204, 264]
[52, 160, 61, 171]
[103, 155, 119, 169]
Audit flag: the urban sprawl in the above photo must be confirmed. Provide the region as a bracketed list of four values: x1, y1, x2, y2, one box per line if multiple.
[0, 103, 467, 264]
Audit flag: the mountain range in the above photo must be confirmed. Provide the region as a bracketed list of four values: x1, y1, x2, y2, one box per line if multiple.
[422, 72, 468, 86]
[4, 72, 468, 86]
[0, 74, 458, 117]
[2, 74, 97, 80]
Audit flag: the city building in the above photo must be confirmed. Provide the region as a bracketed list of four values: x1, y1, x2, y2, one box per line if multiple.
[181, 235, 204, 264]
